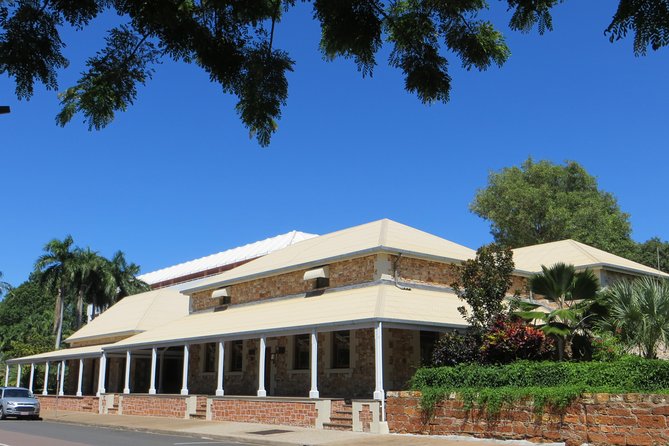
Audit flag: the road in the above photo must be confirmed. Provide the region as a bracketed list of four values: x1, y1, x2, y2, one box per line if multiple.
[0, 420, 251, 446]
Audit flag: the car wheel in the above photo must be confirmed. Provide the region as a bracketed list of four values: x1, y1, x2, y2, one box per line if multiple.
[0, 407, 6, 420]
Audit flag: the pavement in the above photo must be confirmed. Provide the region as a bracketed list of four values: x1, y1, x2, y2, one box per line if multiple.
[41, 410, 565, 446]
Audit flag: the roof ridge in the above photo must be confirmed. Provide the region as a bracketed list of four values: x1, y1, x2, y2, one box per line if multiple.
[567, 239, 601, 264]
[378, 219, 389, 246]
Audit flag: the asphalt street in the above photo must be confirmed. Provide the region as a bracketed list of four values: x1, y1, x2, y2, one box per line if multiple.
[0, 420, 250, 446]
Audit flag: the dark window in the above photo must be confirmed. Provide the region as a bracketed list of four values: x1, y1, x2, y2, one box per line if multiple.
[230, 340, 243, 372]
[332, 330, 350, 369]
[420, 331, 440, 365]
[294, 334, 310, 370]
[315, 277, 330, 289]
[203, 343, 216, 373]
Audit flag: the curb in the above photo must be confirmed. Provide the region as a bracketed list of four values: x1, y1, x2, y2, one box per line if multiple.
[41, 416, 307, 446]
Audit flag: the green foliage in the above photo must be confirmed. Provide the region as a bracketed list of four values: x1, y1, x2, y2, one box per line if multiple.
[2, 2, 666, 145]
[591, 334, 625, 362]
[480, 317, 554, 364]
[432, 330, 482, 366]
[412, 356, 669, 415]
[452, 243, 516, 330]
[633, 237, 669, 273]
[470, 158, 635, 256]
[597, 277, 669, 359]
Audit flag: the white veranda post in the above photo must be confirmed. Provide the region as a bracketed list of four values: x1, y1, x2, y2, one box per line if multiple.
[180, 344, 189, 396]
[257, 336, 267, 397]
[149, 347, 157, 395]
[215, 340, 225, 396]
[16, 364, 21, 387]
[309, 329, 319, 399]
[76, 359, 84, 397]
[373, 321, 384, 401]
[42, 362, 50, 395]
[58, 360, 66, 396]
[29, 364, 35, 393]
[4, 365, 8, 387]
[123, 351, 131, 394]
[97, 353, 107, 396]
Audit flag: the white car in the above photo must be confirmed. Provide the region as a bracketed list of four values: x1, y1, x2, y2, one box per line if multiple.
[0, 387, 40, 420]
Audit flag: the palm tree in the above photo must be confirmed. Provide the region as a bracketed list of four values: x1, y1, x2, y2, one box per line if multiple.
[107, 251, 149, 303]
[515, 263, 599, 360]
[71, 248, 107, 329]
[34, 235, 76, 349]
[597, 276, 669, 359]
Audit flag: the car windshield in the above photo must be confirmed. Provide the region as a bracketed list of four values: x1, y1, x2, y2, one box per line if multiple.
[4, 389, 31, 398]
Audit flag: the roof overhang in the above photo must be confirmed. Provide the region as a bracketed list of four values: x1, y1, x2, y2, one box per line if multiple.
[6, 344, 114, 365]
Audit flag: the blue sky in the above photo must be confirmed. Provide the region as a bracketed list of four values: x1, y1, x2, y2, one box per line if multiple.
[1, 2, 668, 286]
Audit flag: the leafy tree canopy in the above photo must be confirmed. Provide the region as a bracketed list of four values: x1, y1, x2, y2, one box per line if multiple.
[471, 158, 635, 256]
[1, 1, 668, 146]
[634, 237, 669, 273]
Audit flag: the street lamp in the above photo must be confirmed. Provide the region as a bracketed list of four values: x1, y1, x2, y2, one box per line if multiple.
[0, 106, 10, 114]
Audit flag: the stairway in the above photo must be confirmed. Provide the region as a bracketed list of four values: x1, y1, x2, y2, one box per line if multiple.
[323, 402, 353, 431]
[106, 396, 119, 414]
[190, 396, 207, 420]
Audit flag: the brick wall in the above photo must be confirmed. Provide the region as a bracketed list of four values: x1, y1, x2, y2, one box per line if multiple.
[121, 395, 187, 418]
[37, 395, 99, 413]
[387, 391, 669, 446]
[210, 398, 317, 427]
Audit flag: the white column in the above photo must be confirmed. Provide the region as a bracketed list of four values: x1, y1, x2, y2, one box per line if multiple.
[29, 364, 35, 393]
[215, 341, 225, 396]
[123, 351, 131, 394]
[4, 365, 8, 386]
[158, 350, 165, 393]
[16, 364, 21, 387]
[58, 360, 66, 396]
[43, 362, 50, 395]
[373, 322, 384, 401]
[309, 329, 319, 398]
[257, 336, 267, 397]
[180, 344, 190, 395]
[76, 359, 84, 397]
[97, 353, 107, 396]
[149, 347, 157, 395]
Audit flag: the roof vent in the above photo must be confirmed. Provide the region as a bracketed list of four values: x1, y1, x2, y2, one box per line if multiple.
[212, 287, 230, 299]
[303, 266, 329, 281]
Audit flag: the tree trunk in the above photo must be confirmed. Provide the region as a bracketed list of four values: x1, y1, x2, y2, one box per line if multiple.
[76, 288, 84, 329]
[52, 287, 62, 335]
[54, 296, 65, 349]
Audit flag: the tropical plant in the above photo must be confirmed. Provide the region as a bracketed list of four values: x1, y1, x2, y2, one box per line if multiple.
[480, 317, 554, 364]
[34, 235, 76, 349]
[452, 244, 517, 330]
[514, 263, 599, 360]
[71, 248, 110, 329]
[432, 331, 482, 367]
[597, 276, 669, 359]
[107, 251, 149, 303]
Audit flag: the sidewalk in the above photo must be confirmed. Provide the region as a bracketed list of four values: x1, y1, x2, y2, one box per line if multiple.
[41, 410, 563, 446]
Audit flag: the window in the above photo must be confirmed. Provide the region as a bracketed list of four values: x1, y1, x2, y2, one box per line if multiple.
[230, 340, 243, 372]
[203, 343, 216, 373]
[420, 331, 440, 365]
[331, 330, 350, 369]
[294, 334, 310, 370]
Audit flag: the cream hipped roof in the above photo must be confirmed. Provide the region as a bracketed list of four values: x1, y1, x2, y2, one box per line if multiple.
[65, 287, 190, 344]
[181, 219, 476, 294]
[512, 239, 669, 278]
[7, 343, 113, 365]
[106, 283, 467, 350]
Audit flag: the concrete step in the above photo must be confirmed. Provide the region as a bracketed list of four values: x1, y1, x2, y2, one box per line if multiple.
[323, 422, 352, 431]
[330, 416, 353, 423]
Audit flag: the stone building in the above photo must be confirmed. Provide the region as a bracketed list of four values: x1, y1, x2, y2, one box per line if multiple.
[5, 219, 667, 432]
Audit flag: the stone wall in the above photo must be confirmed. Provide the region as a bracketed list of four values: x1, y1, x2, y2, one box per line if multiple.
[190, 255, 378, 312]
[120, 395, 188, 418]
[37, 395, 99, 413]
[387, 391, 669, 446]
[209, 398, 317, 427]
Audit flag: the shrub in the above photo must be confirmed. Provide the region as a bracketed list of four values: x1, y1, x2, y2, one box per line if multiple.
[480, 317, 554, 364]
[431, 330, 481, 366]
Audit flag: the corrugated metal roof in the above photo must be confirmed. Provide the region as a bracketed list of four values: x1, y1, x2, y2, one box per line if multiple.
[105, 283, 468, 350]
[180, 219, 477, 294]
[512, 239, 669, 277]
[138, 231, 318, 285]
[65, 287, 190, 344]
[7, 344, 113, 364]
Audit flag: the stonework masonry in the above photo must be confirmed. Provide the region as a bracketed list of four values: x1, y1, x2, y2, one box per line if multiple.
[37, 395, 99, 413]
[209, 398, 318, 427]
[387, 391, 669, 446]
[120, 395, 188, 418]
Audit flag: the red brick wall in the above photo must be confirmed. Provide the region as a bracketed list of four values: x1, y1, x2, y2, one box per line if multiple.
[210, 398, 317, 427]
[387, 391, 669, 446]
[37, 395, 99, 413]
[121, 395, 187, 418]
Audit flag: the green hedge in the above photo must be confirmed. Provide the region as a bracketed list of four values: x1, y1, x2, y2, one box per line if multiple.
[412, 356, 669, 393]
[411, 356, 669, 415]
